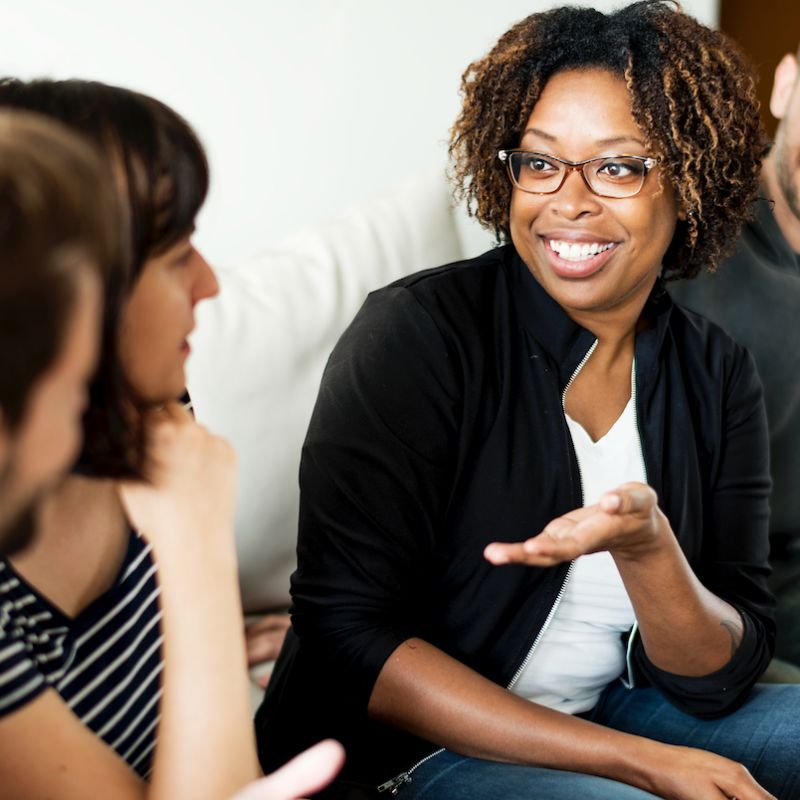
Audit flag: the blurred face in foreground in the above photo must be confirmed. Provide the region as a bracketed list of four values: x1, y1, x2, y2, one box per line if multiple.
[0, 265, 102, 555]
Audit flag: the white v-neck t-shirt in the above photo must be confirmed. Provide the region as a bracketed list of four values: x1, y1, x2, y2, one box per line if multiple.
[512, 391, 644, 714]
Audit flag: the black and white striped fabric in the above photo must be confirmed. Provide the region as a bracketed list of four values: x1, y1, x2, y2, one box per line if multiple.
[0, 532, 163, 778]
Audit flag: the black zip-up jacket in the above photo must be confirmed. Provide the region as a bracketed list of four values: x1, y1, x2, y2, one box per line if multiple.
[256, 245, 775, 790]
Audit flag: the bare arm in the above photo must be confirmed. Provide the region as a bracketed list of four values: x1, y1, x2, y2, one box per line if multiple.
[368, 636, 773, 800]
[0, 403, 260, 800]
[611, 489, 742, 675]
[120, 402, 260, 799]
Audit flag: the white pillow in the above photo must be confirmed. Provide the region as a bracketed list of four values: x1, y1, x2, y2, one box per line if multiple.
[186, 169, 465, 611]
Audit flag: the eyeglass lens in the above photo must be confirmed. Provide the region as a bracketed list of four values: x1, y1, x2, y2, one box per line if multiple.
[508, 152, 649, 198]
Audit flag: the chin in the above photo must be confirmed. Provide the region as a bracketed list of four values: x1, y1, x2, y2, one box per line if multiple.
[136, 371, 188, 406]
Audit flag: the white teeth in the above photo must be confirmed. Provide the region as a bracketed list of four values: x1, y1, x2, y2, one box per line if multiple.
[548, 239, 614, 262]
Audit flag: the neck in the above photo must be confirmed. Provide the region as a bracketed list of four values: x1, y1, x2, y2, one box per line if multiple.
[11, 475, 123, 568]
[8, 474, 129, 616]
[762, 154, 800, 254]
[565, 276, 657, 352]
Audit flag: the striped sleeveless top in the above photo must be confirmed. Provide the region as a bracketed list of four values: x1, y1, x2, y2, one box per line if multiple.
[0, 531, 163, 778]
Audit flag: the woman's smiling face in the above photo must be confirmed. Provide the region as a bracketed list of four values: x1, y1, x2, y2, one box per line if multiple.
[509, 68, 680, 320]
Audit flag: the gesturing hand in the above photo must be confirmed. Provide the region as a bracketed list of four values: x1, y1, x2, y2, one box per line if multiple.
[229, 740, 345, 800]
[484, 482, 667, 567]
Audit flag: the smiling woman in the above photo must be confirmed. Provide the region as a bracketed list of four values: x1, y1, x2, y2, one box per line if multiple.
[256, 2, 800, 800]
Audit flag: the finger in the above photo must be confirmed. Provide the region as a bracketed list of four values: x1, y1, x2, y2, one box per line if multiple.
[246, 631, 287, 664]
[159, 400, 194, 424]
[231, 740, 345, 800]
[483, 503, 602, 563]
[245, 614, 292, 635]
[599, 484, 656, 516]
[484, 537, 583, 567]
[257, 668, 274, 688]
[715, 764, 778, 800]
[717, 775, 777, 800]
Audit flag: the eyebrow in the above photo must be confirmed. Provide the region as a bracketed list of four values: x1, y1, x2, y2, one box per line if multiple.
[522, 128, 645, 148]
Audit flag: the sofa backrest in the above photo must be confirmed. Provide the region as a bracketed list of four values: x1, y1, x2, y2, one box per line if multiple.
[186, 169, 472, 610]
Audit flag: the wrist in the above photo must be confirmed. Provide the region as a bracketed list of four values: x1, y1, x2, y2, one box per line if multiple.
[149, 523, 239, 573]
[611, 736, 675, 794]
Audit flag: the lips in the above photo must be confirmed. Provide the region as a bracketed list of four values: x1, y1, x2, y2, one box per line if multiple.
[541, 235, 619, 279]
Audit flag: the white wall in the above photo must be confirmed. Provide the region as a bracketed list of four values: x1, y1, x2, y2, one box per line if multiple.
[1, 0, 718, 267]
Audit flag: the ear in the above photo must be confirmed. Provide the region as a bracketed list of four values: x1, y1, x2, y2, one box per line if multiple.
[770, 53, 799, 121]
[677, 206, 688, 222]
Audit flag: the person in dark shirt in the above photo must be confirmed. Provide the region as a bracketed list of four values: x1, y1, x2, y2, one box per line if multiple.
[672, 44, 800, 678]
[258, 4, 800, 799]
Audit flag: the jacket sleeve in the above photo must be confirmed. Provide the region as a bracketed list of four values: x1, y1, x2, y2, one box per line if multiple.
[290, 285, 460, 713]
[633, 341, 775, 717]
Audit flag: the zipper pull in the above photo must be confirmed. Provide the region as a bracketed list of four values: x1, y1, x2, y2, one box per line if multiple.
[377, 772, 412, 795]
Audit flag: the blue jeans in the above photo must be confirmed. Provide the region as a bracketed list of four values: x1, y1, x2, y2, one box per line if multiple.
[400, 683, 800, 799]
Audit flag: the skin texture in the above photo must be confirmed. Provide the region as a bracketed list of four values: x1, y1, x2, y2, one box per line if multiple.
[763, 52, 800, 253]
[118, 236, 219, 404]
[0, 266, 102, 552]
[509, 70, 679, 324]
[368, 69, 774, 800]
[229, 740, 345, 800]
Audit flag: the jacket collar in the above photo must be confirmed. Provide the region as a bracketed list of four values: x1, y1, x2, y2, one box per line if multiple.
[504, 244, 674, 386]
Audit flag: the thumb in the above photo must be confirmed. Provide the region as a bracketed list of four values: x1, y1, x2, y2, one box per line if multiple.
[600, 483, 656, 516]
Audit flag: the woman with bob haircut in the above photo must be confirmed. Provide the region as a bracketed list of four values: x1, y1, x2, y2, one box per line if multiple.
[0, 80, 343, 800]
[256, 2, 800, 798]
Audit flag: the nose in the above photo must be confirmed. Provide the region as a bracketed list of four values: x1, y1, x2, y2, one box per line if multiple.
[549, 168, 602, 219]
[190, 247, 219, 303]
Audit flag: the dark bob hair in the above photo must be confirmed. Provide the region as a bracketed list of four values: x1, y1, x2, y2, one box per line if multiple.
[0, 79, 209, 476]
[449, 0, 766, 280]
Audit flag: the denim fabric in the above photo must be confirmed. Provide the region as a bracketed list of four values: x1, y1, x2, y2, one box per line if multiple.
[398, 683, 800, 799]
[400, 751, 661, 799]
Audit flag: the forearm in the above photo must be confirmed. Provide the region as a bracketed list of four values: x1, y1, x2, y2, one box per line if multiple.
[369, 637, 668, 789]
[148, 531, 260, 800]
[614, 517, 743, 676]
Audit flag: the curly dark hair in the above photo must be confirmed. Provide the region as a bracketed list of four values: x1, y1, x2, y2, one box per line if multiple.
[449, 0, 766, 280]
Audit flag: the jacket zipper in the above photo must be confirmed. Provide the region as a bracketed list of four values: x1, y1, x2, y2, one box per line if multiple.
[508, 339, 597, 685]
[621, 357, 647, 689]
[378, 340, 599, 794]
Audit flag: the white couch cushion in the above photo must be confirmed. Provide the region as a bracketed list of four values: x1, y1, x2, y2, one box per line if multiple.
[186, 169, 466, 610]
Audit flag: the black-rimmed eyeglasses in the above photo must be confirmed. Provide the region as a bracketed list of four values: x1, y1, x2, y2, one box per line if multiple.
[497, 149, 660, 199]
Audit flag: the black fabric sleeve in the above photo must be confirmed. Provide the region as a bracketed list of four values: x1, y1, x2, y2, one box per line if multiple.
[634, 344, 774, 717]
[289, 285, 460, 712]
